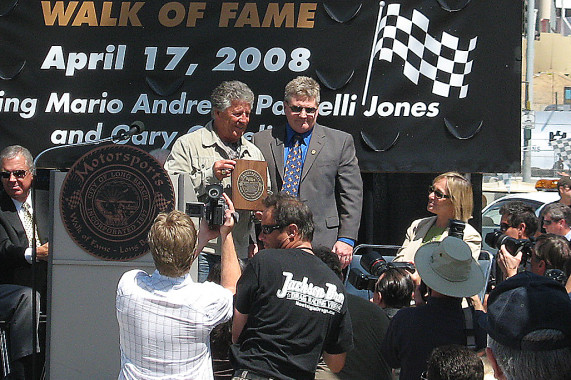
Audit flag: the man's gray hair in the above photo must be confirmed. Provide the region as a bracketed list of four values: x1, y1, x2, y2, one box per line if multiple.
[542, 202, 571, 226]
[284, 76, 320, 104]
[211, 80, 254, 115]
[0, 145, 35, 173]
[487, 331, 571, 380]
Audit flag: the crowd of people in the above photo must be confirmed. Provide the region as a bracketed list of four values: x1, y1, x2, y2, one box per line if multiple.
[1, 76, 571, 380]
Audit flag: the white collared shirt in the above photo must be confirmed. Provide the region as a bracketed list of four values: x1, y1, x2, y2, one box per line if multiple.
[116, 269, 233, 380]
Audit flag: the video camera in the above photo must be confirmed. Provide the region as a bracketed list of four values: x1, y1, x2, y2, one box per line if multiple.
[185, 184, 227, 229]
[347, 250, 415, 292]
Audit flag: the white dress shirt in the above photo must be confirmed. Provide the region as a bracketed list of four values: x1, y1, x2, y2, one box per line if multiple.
[116, 269, 233, 380]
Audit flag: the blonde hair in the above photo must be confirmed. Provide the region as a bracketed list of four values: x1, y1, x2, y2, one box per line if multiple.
[433, 172, 473, 222]
[148, 210, 197, 277]
[284, 76, 320, 104]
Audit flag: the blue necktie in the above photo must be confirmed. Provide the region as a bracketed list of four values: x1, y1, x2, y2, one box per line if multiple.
[282, 134, 303, 196]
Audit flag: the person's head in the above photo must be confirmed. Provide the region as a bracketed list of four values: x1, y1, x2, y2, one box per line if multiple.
[258, 192, 314, 249]
[415, 236, 486, 298]
[499, 201, 538, 240]
[531, 234, 571, 277]
[0, 145, 35, 203]
[557, 176, 571, 202]
[373, 267, 414, 309]
[541, 203, 571, 236]
[428, 172, 473, 222]
[313, 246, 343, 280]
[211, 80, 254, 144]
[424, 344, 483, 380]
[284, 76, 320, 134]
[148, 210, 197, 277]
[485, 272, 571, 380]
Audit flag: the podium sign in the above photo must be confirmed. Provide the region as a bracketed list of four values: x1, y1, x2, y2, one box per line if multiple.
[231, 160, 268, 210]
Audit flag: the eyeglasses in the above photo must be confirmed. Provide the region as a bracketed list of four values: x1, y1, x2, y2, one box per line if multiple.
[260, 224, 283, 234]
[543, 219, 555, 226]
[428, 185, 450, 199]
[500, 222, 511, 232]
[287, 104, 317, 115]
[0, 170, 29, 179]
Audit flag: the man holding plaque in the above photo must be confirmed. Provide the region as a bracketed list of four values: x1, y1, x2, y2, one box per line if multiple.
[253, 76, 363, 268]
[164, 81, 266, 281]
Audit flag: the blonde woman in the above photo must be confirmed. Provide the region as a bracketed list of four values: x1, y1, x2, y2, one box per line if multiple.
[393, 172, 481, 262]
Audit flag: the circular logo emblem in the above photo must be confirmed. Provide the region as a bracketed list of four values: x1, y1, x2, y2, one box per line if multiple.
[60, 145, 174, 261]
[237, 169, 264, 202]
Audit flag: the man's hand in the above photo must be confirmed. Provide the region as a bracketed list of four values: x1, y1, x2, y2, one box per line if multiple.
[248, 243, 259, 258]
[497, 245, 521, 279]
[333, 240, 353, 269]
[36, 242, 49, 261]
[213, 159, 236, 180]
[220, 193, 236, 237]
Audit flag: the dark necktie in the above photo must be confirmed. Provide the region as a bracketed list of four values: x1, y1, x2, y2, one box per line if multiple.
[282, 134, 303, 196]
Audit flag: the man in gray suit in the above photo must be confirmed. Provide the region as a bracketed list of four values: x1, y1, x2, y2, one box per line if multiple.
[252, 76, 362, 267]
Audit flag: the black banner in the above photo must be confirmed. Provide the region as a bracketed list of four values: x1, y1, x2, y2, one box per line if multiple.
[0, 0, 521, 172]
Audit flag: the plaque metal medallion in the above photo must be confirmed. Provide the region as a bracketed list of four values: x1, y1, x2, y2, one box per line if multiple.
[60, 144, 175, 261]
[231, 160, 268, 210]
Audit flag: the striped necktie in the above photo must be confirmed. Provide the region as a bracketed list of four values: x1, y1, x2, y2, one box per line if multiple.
[282, 134, 303, 196]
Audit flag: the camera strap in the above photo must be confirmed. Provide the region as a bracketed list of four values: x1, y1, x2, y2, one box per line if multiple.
[462, 303, 477, 351]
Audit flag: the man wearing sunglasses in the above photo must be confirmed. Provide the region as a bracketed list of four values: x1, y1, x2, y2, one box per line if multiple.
[0, 145, 49, 292]
[541, 203, 571, 241]
[230, 193, 353, 380]
[252, 76, 363, 269]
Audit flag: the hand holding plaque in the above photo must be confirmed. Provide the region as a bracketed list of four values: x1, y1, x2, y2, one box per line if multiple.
[231, 159, 268, 210]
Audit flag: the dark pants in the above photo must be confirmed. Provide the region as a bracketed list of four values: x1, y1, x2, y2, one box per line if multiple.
[0, 285, 39, 361]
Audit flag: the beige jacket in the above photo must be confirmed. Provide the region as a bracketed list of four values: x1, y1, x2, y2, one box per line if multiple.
[164, 121, 267, 258]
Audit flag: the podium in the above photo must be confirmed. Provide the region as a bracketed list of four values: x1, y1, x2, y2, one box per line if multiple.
[46, 172, 196, 379]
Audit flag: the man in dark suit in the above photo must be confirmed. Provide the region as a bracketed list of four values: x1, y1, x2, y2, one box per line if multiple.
[0, 145, 49, 294]
[252, 76, 363, 267]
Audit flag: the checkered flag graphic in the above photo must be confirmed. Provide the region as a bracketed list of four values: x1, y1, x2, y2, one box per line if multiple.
[551, 137, 571, 167]
[363, 2, 478, 104]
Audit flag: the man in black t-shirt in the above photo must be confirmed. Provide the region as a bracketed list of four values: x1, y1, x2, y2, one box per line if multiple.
[230, 193, 353, 380]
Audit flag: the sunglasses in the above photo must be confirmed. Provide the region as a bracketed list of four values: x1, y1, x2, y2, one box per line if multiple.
[0, 170, 29, 179]
[500, 222, 511, 232]
[260, 224, 283, 234]
[543, 219, 555, 226]
[428, 185, 450, 199]
[287, 104, 317, 115]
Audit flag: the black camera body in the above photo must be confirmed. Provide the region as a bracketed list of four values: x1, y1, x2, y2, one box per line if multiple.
[185, 184, 226, 229]
[485, 230, 534, 259]
[348, 250, 415, 292]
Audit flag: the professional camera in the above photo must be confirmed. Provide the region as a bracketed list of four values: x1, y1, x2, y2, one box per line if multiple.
[348, 250, 416, 292]
[485, 230, 534, 258]
[185, 184, 227, 229]
[448, 219, 466, 239]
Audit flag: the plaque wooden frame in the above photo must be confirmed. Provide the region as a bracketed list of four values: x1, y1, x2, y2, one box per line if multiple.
[231, 159, 268, 210]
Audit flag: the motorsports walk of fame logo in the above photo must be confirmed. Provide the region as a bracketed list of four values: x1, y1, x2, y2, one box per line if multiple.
[237, 169, 265, 202]
[60, 144, 174, 261]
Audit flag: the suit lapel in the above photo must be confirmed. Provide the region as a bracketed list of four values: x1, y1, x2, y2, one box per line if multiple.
[270, 126, 286, 181]
[0, 193, 28, 245]
[301, 124, 324, 182]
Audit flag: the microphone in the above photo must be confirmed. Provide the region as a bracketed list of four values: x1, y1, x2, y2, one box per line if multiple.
[113, 121, 145, 141]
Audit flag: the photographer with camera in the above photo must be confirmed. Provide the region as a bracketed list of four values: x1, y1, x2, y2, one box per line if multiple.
[491, 201, 538, 280]
[372, 267, 415, 319]
[165, 81, 268, 281]
[381, 237, 487, 380]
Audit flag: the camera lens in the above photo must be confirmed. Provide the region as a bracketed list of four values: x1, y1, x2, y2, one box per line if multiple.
[207, 184, 223, 199]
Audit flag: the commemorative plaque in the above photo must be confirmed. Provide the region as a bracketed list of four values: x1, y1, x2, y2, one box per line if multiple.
[60, 144, 175, 261]
[231, 160, 268, 210]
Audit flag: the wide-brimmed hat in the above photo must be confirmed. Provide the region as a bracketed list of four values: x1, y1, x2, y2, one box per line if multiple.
[415, 237, 485, 298]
